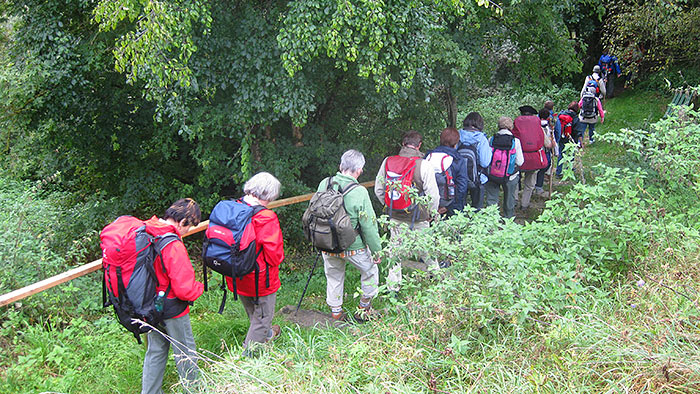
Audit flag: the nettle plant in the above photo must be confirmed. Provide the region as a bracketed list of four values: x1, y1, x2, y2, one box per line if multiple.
[378, 165, 666, 328]
[603, 102, 700, 204]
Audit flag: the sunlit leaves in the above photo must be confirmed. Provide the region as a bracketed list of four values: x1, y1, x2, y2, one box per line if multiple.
[94, 0, 212, 94]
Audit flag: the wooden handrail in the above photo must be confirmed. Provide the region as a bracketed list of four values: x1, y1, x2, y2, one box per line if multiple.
[0, 181, 375, 307]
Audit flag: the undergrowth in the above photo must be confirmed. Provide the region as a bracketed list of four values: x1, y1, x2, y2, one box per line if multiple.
[3, 89, 700, 393]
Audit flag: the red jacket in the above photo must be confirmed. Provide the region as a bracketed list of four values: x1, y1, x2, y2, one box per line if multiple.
[226, 208, 284, 297]
[145, 216, 204, 319]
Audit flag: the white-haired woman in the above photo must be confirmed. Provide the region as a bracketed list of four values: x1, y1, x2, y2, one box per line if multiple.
[225, 172, 285, 351]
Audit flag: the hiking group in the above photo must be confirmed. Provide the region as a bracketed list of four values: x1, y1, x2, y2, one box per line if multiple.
[100, 84, 607, 393]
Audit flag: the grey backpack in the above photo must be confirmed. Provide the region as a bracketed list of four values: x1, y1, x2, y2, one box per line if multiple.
[302, 177, 359, 253]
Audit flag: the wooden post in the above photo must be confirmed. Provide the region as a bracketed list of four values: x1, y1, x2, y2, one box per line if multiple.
[0, 181, 376, 307]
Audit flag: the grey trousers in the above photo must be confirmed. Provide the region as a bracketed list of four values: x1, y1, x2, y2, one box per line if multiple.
[485, 177, 519, 218]
[239, 293, 277, 347]
[142, 313, 199, 394]
[520, 170, 538, 209]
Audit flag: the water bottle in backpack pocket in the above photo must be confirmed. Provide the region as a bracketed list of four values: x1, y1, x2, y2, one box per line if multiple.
[487, 134, 517, 184]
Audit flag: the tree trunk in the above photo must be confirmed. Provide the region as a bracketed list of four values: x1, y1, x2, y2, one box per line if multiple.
[292, 124, 304, 147]
[444, 86, 457, 129]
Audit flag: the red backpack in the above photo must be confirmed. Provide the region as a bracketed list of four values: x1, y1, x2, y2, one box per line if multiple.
[101, 216, 179, 343]
[513, 115, 547, 171]
[558, 113, 574, 139]
[384, 156, 419, 212]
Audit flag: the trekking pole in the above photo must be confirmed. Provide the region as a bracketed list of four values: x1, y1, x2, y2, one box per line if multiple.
[295, 252, 321, 315]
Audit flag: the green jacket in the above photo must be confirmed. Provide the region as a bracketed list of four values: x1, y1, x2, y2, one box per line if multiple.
[317, 173, 382, 254]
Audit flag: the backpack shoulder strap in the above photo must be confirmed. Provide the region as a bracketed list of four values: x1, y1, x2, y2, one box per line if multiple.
[340, 181, 360, 196]
[412, 157, 424, 190]
[153, 232, 181, 273]
[326, 176, 336, 191]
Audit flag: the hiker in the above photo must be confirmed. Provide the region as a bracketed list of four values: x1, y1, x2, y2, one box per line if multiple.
[555, 101, 583, 177]
[374, 130, 440, 292]
[578, 89, 605, 143]
[425, 127, 469, 216]
[228, 172, 285, 349]
[581, 65, 607, 100]
[141, 198, 203, 394]
[458, 112, 492, 210]
[535, 108, 557, 195]
[512, 105, 549, 210]
[484, 117, 524, 218]
[544, 100, 555, 129]
[317, 149, 383, 322]
[598, 51, 622, 98]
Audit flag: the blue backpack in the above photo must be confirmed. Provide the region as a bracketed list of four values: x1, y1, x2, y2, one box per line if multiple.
[202, 200, 267, 313]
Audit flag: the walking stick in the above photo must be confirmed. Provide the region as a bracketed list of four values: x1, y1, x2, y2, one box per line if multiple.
[295, 252, 321, 315]
[549, 154, 556, 197]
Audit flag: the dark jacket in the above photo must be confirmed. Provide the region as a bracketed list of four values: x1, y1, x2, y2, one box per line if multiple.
[425, 145, 468, 215]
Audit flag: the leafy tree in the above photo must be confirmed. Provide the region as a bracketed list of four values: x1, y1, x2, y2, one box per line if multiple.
[602, 0, 700, 84]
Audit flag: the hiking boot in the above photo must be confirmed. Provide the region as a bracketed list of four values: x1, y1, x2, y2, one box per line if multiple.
[330, 311, 347, 321]
[353, 307, 381, 323]
[267, 324, 281, 342]
[438, 260, 451, 269]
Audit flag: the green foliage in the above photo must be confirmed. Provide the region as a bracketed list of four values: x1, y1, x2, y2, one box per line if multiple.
[602, 94, 700, 217]
[458, 84, 579, 135]
[603, 1, 700, 81]
[94, 0, 212, 93]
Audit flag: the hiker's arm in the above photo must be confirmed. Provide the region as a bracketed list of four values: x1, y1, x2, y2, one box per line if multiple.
[162, 241, 203, 302]
[420, 160, 440, 213]
[354, 188, 382, 254]
[374, 158, 388, 203]
[452, 158, 467, 212]
[255, 211, 285, 267]
[477, 136, 492, 168]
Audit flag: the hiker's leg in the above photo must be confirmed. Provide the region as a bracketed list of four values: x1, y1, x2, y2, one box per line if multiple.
[386, 219, 406, 291]
[474, 183, 485, 210]
[164, 314, 199, 392]
[484, 181, 499, 208]
[520, 171, 537, 209]
[503, 177, 518, 218]
[240, 293, 277, 347]
[536, 151, 551, 188]
[556, 142, 565, 176]
[322, 253, 347, 310]
[142, 325, 171, 394]
[589, 122, 596, 141]
[347, 249, 379, 300]
[411, 220, 438, 271]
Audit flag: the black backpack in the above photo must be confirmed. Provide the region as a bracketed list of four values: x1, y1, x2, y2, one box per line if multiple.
[581, 93, 598, 119]
[457, 142, 480, 188]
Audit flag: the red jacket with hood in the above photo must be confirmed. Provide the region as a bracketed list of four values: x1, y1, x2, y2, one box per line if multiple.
[145, 216, 204, 319]
[226, 208, 285, 297]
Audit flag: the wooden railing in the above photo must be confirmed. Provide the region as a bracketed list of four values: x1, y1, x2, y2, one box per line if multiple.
[0, 181, 375, 307]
